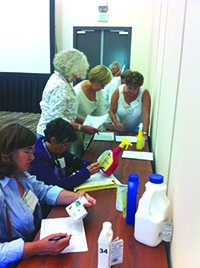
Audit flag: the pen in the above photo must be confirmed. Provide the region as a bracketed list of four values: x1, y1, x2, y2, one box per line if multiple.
[48, 235, 70, 241]
[96, 131, 100, 135]
[74, 189, 79, 193]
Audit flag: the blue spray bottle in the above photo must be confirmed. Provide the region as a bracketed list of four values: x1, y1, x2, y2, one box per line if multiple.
[126, 174, 140, 225]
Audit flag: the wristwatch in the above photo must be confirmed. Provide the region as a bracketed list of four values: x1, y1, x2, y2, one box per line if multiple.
[143, 131, 147, 135]
[77, 124, 82, 131]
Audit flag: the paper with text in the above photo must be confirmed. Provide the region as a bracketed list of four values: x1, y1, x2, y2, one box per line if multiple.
[74, 171, 122, 192]
[116, 135, 137, 143]
[83, 114, 108, 128]
[40, 217, 88, 253]
[122, 151, 153, 161]
[93, 132, 114, 141]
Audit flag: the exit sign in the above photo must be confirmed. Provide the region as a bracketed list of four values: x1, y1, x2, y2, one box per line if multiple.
[98, 13, 108, 22]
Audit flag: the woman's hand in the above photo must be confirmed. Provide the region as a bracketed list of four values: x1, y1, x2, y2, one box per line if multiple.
[79, 192, 96, 207]
[39, 233, 71, 255]
[86, 162, 101, 175]
[143, 133, 148, 141]
[106, 123, 124, 132]
[81, 125, 99, 134]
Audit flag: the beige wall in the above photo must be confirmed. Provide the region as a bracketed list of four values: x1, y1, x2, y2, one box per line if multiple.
[55, 0, 153, 88]
[55, 0, 200, 267]
[150, 0, 200, 267]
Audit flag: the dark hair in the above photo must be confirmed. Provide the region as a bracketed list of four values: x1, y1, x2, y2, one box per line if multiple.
[0, 124, 37, 180]
[125, 71, 144, 87]
[121, 69, 132, 80]
[44, 118, 77, 144]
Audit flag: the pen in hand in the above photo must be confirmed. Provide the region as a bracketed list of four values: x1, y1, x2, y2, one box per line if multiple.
[48, 234, 70, 242]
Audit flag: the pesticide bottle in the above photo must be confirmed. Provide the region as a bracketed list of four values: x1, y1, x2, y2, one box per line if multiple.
[126, 174, 139, 225]
[136, 123, 145, 150]
[134, 174, 170, 247]
[98, 222, 113, 268]
[98, 138, 132, 176]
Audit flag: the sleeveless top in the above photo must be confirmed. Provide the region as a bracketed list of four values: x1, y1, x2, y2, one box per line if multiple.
[116, 85, 145, 132]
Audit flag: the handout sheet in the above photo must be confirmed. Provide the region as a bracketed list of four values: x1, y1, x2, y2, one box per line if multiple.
[93, 132, 114, 141]
[74, 171, 121, 192]
[40, 217, 88, 253]
[115, 135, 137, 143]
[122, 151, 153, 161]
[83, 114, 108, 129]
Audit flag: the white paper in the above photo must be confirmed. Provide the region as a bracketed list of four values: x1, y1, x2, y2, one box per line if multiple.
[122, 151, 153, 161]
[77, 171, 121, 187]
[121, 65, 125, 73]
[83, 114, 108, 128]
[115, 135, 137, 143]
[40, 217, 88, 253]
[93, 132, 114, 141]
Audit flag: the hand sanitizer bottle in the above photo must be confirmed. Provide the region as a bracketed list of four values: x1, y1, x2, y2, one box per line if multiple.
[136, 123, 145, 150]
[98, 222, 113, 268]
[98, 138, 132, 176]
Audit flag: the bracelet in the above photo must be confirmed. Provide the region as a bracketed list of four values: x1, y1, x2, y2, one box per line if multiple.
[77, 124, 81, 131]
[143, 131, 147, 135]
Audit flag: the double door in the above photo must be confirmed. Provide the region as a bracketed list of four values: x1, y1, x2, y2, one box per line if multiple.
[73, 26, 132, 79]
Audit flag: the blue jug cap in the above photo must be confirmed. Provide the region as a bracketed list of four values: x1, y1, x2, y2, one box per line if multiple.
[128, 174, 139, 182]
[149, 174, 164, 184]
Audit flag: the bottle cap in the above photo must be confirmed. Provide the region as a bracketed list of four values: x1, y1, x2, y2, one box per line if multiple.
[149, 174, 164, 184]
[128, 174, 139, 182]
[103, 221, 112, 229]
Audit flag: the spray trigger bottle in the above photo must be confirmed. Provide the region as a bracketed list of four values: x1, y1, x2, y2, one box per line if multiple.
[98, 138, 132, 176]
[136, 123, 145, 150]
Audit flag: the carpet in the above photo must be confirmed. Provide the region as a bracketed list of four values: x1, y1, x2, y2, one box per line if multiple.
[0, 111, 40, 134]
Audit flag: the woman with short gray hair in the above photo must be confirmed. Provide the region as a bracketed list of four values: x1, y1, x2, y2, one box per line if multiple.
[37, 49, 99, 140]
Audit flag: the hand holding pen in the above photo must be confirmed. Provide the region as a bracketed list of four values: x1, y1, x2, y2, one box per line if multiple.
[37, 233, 71, 255]
[48, 234, 71, 241]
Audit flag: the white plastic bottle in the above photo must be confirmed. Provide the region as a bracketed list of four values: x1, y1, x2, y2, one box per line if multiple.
[134, 174, 170, 247]
[98, 222, 113, 268]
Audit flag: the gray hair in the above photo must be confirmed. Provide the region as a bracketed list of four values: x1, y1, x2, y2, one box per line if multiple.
[109, 62, 119, 70]
[53, 49, 89, 80]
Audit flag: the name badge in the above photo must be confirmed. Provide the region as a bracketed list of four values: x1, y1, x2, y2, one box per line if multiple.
[57, 157, 66, 169]
[23, 190, 38, 213]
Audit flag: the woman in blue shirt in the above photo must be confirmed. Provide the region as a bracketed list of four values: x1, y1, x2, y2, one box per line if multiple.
[0, 123, 96, 267]
[29, 117, 101, 191]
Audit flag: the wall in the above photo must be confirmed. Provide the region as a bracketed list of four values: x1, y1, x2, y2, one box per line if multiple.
[55, 0, 153, 88]
[150, 0, 200, 267]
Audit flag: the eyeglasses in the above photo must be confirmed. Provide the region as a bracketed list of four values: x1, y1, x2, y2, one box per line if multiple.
[22, 148, 35, 156]
[62, 141, 72, 149]
[127, 85, 138, 91]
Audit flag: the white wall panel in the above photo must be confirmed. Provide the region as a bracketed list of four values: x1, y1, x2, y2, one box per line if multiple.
[168, 0, 200, 266]
[154, 0, 186, 182]
[0, 0, 51, 73]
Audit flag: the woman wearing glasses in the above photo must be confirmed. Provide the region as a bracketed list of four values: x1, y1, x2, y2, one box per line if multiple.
[109, 71, 151, 140]
[0, 123, 96, 267]
[30, 118, 100, 191]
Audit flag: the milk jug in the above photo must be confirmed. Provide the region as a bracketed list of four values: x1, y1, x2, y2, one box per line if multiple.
[134, 174, 170, 247]
[98, 222, 113, 268]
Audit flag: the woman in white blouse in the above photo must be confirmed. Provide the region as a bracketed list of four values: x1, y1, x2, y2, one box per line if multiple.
[71, 65, 112, 156]
[109, 71, 151, 140]
[37, 49, 99, 139]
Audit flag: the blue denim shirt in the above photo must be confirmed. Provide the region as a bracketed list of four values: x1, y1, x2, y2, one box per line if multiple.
[0, 172, 63, 267]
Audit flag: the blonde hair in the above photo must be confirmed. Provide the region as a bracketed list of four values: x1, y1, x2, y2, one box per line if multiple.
[53, 49, 89, 80]
[88, 65, 112, 85]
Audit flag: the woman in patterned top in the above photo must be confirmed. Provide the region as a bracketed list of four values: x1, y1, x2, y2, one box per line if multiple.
[37, 49, 99, 139]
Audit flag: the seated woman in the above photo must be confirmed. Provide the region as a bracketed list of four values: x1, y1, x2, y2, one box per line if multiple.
[29, 118, 101, 191]
[109, 71, 151, 140]
[0, 123, 96, 267]
[71, 65, 112, 157]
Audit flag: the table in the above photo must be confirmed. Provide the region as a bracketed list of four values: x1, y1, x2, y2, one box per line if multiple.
[18, 133, 168, 268]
